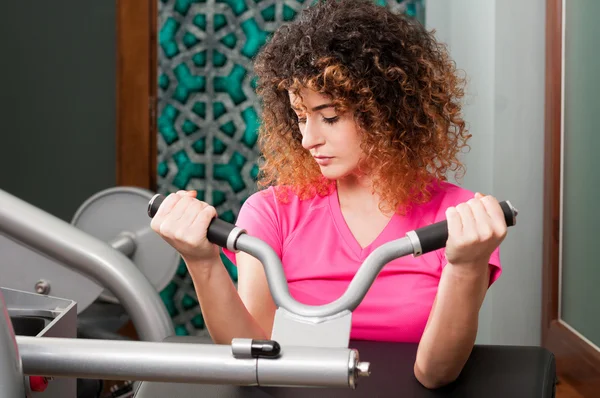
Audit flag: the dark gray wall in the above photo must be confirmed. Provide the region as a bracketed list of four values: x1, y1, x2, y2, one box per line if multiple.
[0, 1, 116, 221]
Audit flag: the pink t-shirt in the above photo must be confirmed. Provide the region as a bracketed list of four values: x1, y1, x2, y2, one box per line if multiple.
[223, 180, 501, 343]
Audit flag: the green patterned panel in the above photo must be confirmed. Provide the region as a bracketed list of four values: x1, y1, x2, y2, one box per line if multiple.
[157, 0, 425, 336]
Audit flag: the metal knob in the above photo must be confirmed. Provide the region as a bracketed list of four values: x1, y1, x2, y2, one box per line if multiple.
[356, 361, 371, 377]
[34, 280, 50, 295]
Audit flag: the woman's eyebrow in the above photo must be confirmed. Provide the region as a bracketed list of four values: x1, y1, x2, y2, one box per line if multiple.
[291, 103, 334, 112]
[311, 103, 334, 111]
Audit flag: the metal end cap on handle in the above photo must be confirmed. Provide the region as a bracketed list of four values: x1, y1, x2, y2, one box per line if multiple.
[348, 349, 371, 389]
[505, 200, 518, 226]
[147, 193, 162, 218]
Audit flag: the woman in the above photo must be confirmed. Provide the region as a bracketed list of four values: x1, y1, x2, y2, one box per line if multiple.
[151, 0, 507, 389]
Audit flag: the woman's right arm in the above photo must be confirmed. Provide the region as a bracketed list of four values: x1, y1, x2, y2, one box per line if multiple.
[187, 251, 277, 344]
[151, 190, 277, 345]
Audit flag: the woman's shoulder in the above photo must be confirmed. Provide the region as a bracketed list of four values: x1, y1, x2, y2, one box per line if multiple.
[243, 185, 302, 208]
[242, 185, 331, 218]
[411, 179, 477, 221]
[430, 180, 476, 203]
[236, 185, 333, 249]
[242, 186, 278, 209]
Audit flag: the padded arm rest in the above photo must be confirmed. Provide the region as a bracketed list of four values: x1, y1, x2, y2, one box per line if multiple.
[136, 340, 556, 398]
[439, 344, 556, 398]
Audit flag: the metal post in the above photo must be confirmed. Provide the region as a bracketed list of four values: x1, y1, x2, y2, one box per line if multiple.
[16, 336, 359, 388]
[0, 290, 26, 397]
[17, 336, 256, 385]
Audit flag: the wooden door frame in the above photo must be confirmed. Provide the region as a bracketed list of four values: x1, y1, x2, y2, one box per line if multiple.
[542, 0, 600, 395]
[116, 0, 157, 191]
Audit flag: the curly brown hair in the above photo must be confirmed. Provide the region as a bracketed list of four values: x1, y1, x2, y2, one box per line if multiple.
[253, 0, 470, 214]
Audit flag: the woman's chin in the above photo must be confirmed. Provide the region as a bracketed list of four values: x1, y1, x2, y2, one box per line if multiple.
[319, 166, 350, 181]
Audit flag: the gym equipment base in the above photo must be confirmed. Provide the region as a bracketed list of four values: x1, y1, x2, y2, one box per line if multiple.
[2, 286, 77, 397]
[134, 337, 556, 398]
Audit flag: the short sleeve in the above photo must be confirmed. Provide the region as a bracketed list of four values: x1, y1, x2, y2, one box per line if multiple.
[488, 246, 502, 286]
[221, 189, 283, 266]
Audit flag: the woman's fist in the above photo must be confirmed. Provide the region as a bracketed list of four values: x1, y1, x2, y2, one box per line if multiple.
[444, 193, 507, 273]
[150, 190, 220, 263]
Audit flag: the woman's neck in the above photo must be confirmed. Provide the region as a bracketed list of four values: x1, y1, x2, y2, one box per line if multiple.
[336, 175, 391, 216]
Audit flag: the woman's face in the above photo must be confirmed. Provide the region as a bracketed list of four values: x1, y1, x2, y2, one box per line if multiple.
[289, 88, 364, 181]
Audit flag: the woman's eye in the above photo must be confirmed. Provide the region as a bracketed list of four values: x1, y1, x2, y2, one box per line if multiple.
[322, 116, 339, 125]
[295, 115, 338, 125]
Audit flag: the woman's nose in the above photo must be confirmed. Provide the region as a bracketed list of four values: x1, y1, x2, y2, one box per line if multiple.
[301, 119, 324, 150]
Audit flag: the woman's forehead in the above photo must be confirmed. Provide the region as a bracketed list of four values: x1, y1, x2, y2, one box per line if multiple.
[288, 88, 331, 109]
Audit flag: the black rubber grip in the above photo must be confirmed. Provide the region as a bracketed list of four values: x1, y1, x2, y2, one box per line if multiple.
[206, 217, 236, 248]
[147, 194, 236, 248]
[413, 200, 517, 255]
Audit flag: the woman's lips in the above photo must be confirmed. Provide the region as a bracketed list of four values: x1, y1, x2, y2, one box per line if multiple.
[314, 156, 333, 166]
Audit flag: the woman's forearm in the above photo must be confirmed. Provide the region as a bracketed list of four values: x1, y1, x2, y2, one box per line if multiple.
[414, 262, 491, 389]
[186, 257, 268, 344]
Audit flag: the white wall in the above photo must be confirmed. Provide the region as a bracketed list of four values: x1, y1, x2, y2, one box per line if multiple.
[425, 0, 546, 346]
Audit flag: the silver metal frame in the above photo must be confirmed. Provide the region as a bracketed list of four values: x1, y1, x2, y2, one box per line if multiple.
[0, 189, 174, 342]
[16, 335, 358, 389]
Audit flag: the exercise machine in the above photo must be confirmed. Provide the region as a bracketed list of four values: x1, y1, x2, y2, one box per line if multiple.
[0, 187, 176, 397]
[0, 189, 556, 397]
[0, 187, 180, 314]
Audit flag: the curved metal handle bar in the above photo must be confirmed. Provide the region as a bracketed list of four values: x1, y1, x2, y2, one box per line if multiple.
[236, 235, 415, 318]
[236, 200, 517, 319]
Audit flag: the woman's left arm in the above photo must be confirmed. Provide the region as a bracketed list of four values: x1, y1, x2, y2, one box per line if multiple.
[414, 193, 507, 389]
